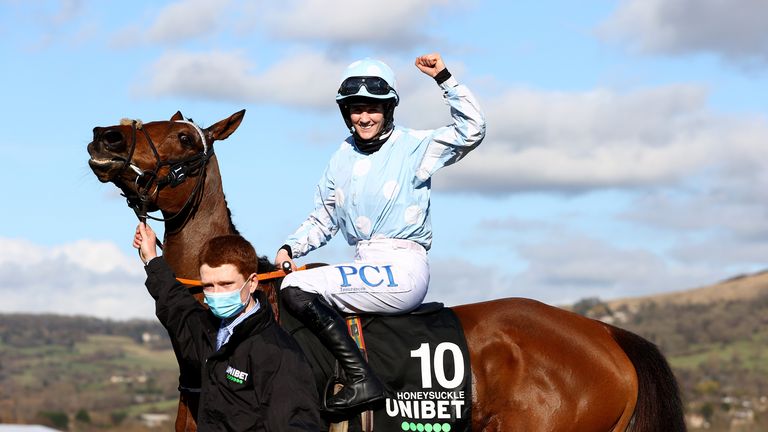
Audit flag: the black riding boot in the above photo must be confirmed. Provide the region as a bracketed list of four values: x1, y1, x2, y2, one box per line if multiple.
[282, 287, 384, 413]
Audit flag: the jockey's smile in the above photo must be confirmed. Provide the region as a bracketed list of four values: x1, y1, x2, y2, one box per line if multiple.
[349, 103, 385, 140]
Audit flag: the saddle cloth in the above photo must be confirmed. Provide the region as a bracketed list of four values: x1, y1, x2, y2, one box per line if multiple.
[279, 302, 472, 432]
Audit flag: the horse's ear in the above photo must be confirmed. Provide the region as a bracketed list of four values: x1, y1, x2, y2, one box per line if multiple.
[207, 110, 246, 142]
[171, 111, 184, 121]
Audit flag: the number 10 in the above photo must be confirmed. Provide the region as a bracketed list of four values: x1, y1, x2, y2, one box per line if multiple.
[410, 342, 464, 389]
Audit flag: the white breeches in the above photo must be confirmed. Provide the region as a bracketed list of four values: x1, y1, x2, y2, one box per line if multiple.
[280, 239, 429, 314]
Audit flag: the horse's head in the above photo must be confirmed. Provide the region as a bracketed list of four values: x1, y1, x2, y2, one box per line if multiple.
[87, 110, 245, 215]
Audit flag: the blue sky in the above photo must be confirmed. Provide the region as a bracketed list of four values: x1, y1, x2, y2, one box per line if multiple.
[2, 0, 768, 320]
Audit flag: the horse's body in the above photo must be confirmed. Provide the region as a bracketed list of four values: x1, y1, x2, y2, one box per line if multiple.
[87, 111, 686, 432]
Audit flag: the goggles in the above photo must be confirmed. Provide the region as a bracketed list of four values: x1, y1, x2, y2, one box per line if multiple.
[338, 76, 394, 97]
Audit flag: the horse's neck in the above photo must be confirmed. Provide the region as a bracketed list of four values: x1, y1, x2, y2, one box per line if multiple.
[161, 157, 233, 280]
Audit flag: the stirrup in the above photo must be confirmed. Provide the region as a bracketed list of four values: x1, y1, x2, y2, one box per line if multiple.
[322, 372, 346, 416]
[322, 376, 385, 415]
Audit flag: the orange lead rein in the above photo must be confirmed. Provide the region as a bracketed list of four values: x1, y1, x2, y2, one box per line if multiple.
[176, 265, 307, 287]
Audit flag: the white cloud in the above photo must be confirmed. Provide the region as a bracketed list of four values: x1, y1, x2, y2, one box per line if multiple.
[251, 0, 451, 48]
[110, 0, 466, 51]
[111, 0, 232, 46]
[147, 0, 231, 43]
[511, 232, 725, 304]
[0, 238, 154, 320]
[426, 258, 510, 306]
[626, 187, 768, 239]
[598, 0, 768, 66]
[50, 0, 85, 25]
[13, 0, 90, 50]
[140, 50, 346, 107]
[622, 182, 768, 269]
[435, 84, 768, 194]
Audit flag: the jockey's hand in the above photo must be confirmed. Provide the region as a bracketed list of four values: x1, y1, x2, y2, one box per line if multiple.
[415, 53, 446, 78]
[133, 223, 158, 264]
[275, 248, 297, 273]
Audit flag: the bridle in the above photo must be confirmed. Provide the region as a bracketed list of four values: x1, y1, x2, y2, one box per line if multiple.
[117, 119, 213, 238]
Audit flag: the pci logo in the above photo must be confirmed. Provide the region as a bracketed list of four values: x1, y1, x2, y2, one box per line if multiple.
[225, 366, 249, 384]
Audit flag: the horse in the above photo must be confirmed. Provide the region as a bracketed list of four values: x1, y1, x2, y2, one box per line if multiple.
[86, 110, 686, 432]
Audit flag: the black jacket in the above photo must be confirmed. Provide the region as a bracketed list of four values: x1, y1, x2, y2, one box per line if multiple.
[145, 258, 321, 431]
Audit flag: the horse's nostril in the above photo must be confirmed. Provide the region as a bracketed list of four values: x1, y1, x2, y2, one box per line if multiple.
[102, 130, 125, 151]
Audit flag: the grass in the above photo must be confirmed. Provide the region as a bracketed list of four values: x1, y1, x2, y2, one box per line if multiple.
[670, 332, 768, 371]
[77, 334, 177, 369]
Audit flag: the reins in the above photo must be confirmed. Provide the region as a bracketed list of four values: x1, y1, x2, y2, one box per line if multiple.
[176, 265, 308, 286]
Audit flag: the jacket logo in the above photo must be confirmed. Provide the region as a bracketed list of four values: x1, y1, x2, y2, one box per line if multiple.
[226, 366, 249, 384]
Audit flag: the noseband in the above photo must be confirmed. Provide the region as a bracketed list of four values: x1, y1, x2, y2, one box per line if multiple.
[117, 119, 213, 232]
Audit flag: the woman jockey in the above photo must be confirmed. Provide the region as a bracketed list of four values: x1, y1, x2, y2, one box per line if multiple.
[275, 53, 486, 413]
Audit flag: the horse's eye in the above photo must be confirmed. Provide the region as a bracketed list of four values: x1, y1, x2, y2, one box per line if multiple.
[178, 133, 192, 147]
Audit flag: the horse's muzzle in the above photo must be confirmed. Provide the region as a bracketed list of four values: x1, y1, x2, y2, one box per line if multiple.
[87, 127, 131, 182]
[92, 127, 127, 153]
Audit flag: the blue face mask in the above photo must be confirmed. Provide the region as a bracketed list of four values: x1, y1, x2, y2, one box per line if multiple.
[203, 277, 253, 319]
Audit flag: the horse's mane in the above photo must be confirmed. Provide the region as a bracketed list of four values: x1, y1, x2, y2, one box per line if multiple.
[258, 256, 277, 272]
[224, 200, 239, 235]
[222, 194, 276, 273]
[120, 118, 143, 128]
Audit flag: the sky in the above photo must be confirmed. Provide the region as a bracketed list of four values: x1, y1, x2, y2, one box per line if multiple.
[1, 0, 768, 320]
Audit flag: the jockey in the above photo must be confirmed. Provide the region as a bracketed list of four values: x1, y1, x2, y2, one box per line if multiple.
[275, 53, 486, 413]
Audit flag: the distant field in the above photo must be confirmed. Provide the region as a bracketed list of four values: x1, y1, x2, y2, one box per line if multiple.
[81, 334, 178, 369]
[670, 331, 768, 371]
[2, 334, 176, 390]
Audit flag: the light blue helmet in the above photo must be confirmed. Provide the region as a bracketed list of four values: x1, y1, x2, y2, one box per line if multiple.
[335, 58, 399, 105]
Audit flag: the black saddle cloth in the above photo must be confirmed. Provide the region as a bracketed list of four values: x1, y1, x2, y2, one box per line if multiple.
[279, 301, 472, 432]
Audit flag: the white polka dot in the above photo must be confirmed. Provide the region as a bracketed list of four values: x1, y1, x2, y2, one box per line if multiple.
[382, 181, 400, 200]
[336, 188, 345, 206]
[404, 206, 423, 225]
[355, 216, 372, 235]
[353, 159, 371, 177]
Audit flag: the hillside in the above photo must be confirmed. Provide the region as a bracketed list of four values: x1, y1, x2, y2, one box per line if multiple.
[0, 315, 179, 430]
[606, 269, 768, 310]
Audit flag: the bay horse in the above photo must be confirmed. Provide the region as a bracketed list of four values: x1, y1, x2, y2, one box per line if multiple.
[86, 110, 686, 432]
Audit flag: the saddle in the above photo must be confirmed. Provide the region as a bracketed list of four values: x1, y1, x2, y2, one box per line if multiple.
[279, 300, 472, 432]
